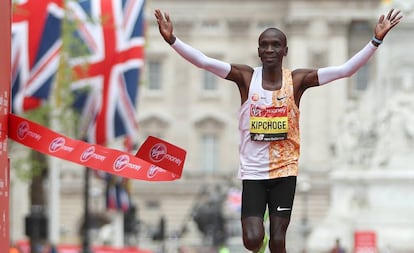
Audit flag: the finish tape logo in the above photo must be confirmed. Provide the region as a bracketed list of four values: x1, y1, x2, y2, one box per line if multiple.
[150, 143, 182, 166]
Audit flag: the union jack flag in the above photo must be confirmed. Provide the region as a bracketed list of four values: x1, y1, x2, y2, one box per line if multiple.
[12, 0, 145, 212]
[69, 0, 145, 212]
[69, 0, 145, 145]
[12, 0, 64, 113]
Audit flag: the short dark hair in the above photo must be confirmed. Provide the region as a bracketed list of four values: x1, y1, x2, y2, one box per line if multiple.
[258, 27, 287, 45]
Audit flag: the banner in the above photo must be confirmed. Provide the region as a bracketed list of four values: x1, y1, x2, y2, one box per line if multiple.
[17, 240, 153, 253]
[354, 230, 377, 253]
[0, 0, 11, 252]
[9, 113, 186, 181]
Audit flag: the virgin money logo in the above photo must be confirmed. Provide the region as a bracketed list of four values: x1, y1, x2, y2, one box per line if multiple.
[49, 137, 74, 153]
[150, 143, 167, 162]
[80, 146, 106, 163]
[49, 137, 65, 152]
[80, 146, 96, 162]
[113, 155, 141, 173]
[17, 122, 30, 139]
[17, 121, 41, 141]
[147, 165, 162, 178]
[113, 155, 130, 172]
[251, 105, 264, 117]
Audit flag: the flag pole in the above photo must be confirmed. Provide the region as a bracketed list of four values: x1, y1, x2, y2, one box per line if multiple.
[47, 47, 63, 248]
[47, 152, 61, 245]
[82, 167, 93, 253]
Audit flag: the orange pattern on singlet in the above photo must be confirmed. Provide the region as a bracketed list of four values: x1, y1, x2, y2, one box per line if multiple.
[268, 68, 300, 178]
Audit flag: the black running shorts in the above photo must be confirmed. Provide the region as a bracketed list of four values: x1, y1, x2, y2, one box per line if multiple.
[241, 176, 297, 219]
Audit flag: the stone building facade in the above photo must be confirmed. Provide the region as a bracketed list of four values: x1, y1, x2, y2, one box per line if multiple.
[10, 0, 414, 252]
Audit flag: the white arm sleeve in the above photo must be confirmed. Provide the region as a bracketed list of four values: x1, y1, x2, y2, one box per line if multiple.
[171, 38, 231, 79]
[317, 42, 378, 85]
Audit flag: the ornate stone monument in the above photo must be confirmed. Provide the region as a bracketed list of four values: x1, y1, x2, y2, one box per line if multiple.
[308, 1, 414, 252]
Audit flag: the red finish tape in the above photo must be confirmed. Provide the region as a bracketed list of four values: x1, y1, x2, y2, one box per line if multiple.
[8, 113, 186, 181]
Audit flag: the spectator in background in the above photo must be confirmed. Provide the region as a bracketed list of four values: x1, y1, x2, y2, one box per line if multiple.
[330, 238, 345, 253]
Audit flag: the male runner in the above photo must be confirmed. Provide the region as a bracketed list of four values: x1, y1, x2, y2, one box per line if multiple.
[155, 8, 402, 253]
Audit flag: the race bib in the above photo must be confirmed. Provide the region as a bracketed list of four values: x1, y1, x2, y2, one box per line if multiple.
[250, 105, 288, 141]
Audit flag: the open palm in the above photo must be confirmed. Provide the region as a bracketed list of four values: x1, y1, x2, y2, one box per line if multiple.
[154, 9, 175, 44]
[375, 9, 403, 40]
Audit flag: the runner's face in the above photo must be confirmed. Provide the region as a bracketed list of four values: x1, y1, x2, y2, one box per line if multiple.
[258, 29, 287, 66]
